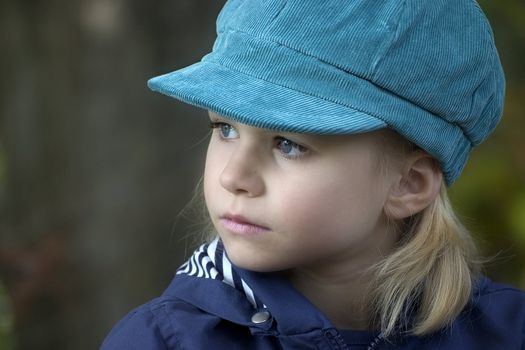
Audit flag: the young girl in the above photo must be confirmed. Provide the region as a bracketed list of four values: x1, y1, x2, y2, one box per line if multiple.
[102, 0, 525, 349]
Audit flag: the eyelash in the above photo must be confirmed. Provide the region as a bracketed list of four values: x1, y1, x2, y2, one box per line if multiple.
[209, 121, 309, 160]
[274, 137, 308, 159]
[209, 121, 238, 139]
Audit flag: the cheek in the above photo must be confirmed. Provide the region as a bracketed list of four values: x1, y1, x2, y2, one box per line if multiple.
[276, 167, 385, 240]
[203, 145, 223, 209]
[284, 188, 372, 231]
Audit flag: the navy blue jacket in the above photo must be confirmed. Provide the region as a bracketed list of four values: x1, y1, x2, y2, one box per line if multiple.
[101, 240, 525, 349]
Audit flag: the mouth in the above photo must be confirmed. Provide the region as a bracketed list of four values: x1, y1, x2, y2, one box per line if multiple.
[219, 214, 270, 236]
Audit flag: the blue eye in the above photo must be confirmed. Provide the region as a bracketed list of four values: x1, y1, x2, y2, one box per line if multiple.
[210, 122, 238, 139]
[276, 137, 307, 159]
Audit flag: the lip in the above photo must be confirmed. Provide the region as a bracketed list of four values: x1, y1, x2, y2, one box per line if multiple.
[220, 214, 270, 236]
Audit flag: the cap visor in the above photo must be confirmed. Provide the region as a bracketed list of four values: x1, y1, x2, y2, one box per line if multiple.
[148, 61, 387, 134]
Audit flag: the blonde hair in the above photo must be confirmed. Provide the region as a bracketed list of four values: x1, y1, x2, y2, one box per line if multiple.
[369, 131, 481, 337]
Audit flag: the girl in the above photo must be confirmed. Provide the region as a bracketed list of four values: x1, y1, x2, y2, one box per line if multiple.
[102, 0, 525, 349]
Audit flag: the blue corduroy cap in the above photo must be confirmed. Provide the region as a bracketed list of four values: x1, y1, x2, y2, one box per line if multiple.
[148, 0, 505, 185]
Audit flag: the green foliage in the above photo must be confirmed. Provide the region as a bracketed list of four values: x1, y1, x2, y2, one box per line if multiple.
[509, 192, 525, 244]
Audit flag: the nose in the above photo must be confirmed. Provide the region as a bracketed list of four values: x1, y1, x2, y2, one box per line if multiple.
[219, 144, 265, 197]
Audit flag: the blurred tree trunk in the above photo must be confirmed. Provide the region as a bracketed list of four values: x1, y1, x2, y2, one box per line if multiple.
[0, 1, 224, 349]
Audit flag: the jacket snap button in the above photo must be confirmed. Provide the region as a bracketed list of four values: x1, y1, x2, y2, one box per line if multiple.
[251, 310, 271, 324]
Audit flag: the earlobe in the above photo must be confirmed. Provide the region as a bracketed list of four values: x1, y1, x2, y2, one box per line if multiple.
[384, 153, 443, 220]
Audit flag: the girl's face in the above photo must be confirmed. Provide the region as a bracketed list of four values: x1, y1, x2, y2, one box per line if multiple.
[204, 112, 399, 273]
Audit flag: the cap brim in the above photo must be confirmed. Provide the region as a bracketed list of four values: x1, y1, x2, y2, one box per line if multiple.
[148, 61, 387, 134]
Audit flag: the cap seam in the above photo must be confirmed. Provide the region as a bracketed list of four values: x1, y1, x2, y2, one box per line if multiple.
[221, 27, 372, 85]
[266, 0, 288, 28]
[216, 28, 453, 128]
[451, 121, 474, 147]
[217, 28, 474, 147]
[369, 0, 407, 76]
[205, 55, 389, 127]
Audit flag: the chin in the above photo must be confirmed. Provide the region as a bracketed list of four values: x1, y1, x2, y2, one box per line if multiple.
[226, 250, 287, 273]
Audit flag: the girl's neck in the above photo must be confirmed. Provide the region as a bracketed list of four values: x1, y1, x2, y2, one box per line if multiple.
[282, 218, 400, 331]
[285, 265, 374, 331]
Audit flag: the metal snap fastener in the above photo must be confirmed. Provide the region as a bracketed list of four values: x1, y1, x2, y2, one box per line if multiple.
[251, 310, 271, 324]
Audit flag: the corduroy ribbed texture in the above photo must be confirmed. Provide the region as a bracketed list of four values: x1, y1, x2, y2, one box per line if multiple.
[148, 0, 505, 185]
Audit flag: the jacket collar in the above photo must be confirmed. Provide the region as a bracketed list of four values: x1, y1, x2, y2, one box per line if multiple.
[163, 240, 490, 343]
[163, 239, 337, 336]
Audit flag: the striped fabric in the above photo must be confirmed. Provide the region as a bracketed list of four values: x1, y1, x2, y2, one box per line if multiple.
[176, 239, 265, 309]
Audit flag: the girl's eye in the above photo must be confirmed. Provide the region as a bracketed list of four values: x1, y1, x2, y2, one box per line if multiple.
[210, 122, 239, 140]
[275, 137, 308, 159]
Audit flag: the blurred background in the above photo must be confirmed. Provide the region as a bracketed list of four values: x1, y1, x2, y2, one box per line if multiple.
[0, 0, 523, 349]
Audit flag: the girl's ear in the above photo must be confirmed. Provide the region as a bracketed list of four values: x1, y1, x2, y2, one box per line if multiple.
[384, 151, 443, 220]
